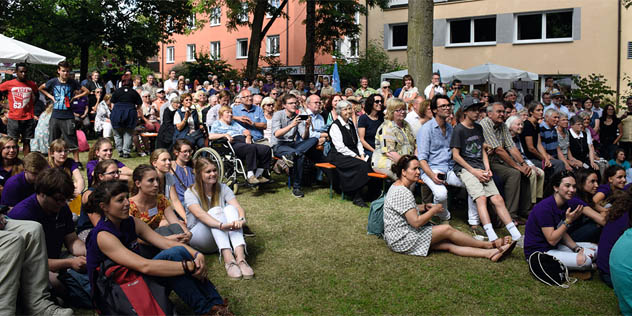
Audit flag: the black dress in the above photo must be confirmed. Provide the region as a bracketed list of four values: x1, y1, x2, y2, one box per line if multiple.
[327, 119, 371, 193]
[156, 106, 176, 149]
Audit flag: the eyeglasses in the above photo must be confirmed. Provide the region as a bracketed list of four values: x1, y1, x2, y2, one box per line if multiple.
[395, 108, 406, 113]
[103, 170, 121, 176]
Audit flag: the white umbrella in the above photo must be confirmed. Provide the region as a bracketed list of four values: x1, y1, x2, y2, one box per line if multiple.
[380, 63, 463, 83]
[0, 34, 65, 65]
[453, 63, 538, 85]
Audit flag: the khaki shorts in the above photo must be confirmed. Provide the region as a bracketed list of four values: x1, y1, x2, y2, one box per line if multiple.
[457, 169, 499, 201]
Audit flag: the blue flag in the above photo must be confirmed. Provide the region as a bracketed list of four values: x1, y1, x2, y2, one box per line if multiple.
[332, 62, 341, 93]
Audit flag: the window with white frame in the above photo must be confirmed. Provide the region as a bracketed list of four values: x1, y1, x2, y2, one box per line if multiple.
[186, 44, 196, 61]
[237, 38, 248, 58]
[349, 38, 359, 57]
[210, 41, 220, 59]
[266, 35, 280, 56]
[239, 2, 249, 22]
[388, 23, 408, 49]
[448, 16, 496, 46]
[266, 0, 280, 18]
[166, 46, 175, 63]
[515, 10, 573, 43]
[210, 7, 221, 26]
[187, 14, 196, 29]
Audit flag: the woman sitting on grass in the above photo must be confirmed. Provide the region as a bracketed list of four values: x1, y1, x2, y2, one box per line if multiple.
[86, 137, 132, 186]
[0, 136, 24, 191]
[150, 148, 187, 219]
[593, 165, 626, 205]
[523, 171, 598, 270]
[597, 190, 631, 287]
[383, 154, 516, 261]
[48, 138, 84, 197]
[566, 168, 608, 243]
[85, 180, 232, 316]
[183, 156, 254, 280]
[77, 159, 121, 241]
[609, 148, 631, 170]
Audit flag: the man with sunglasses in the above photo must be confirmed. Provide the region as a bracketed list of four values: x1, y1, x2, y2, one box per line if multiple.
[8, 167, 90, 309]
[544, 91, 570, 117]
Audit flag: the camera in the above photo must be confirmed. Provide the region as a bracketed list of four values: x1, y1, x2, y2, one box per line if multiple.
[437, 173, 446, 181]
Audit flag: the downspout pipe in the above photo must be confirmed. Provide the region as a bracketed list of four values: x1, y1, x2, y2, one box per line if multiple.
[617, 0, 622, 107]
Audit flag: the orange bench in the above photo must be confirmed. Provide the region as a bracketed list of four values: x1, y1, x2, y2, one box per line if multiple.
[315, 162, 337, 198]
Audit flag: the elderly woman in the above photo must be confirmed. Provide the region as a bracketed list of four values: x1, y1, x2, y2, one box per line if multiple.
[556, 112, 570, 159]
[567, 115, 599, 170]
[328, 100, 372, 208]
[371, 98, 416, 180]
[383, 154, 516, 260]
[506, 116, 544, 204]
[210, 106, 272, 185]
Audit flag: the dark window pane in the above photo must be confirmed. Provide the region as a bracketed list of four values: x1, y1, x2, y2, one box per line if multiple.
[546, 11, 572, 39]
[474, 17, 496, 42]
[392, 24, 408, 47]
[450, 19, 471, 43]
[517, 14, 542, 40]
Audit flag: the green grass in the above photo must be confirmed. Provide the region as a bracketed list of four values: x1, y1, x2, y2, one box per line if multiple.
[72, 148, 620, 315]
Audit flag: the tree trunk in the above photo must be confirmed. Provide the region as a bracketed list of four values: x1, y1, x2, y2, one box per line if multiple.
[303, 0, 316, 83]
[245, 0, 268, 81]
[80, 43, 90, 81]
[408, 0, 433, 90]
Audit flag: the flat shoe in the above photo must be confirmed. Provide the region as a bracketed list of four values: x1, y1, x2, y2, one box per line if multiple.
[225, 261, 242, 280]
[237, 259, 254, 279]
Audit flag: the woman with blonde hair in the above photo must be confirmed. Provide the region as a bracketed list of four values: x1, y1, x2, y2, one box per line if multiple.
[48, 138, 84, 196]
[94, 92, 113, 138]
[0, 136, 24, 190]
[150, 148, 187, 220]
[261, 96, 276, 143]
[183, 157, 254, 280]
[371, 98, 416, 180]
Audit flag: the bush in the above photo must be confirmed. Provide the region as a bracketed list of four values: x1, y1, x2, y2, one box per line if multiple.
[571, 73, 616, 105]
[174, 53, 239, 84]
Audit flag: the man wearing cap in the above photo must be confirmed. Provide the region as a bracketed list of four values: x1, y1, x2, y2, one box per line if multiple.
[450, 97, 523, 243]
[544, 92, 569, 117]
[479, 102, 532, 225]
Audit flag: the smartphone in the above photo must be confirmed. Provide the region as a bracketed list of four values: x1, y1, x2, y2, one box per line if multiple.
[298, 114, 309, 120]
[437, 173, 446, 181]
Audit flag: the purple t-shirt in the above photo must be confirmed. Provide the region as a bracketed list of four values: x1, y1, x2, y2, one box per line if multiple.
[71, 96, 89, 115]
[0, 171, 34, 206]
[86, 217, 138, 286]
[86, 159, 126, 186]
[598, 211, 630, 276]
[597, 184, 613, 198]
[524, 196, 574, 258]
[8, 194, 75, 259]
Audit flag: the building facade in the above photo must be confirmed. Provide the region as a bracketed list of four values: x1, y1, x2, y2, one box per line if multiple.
[363, 0, 632, 101]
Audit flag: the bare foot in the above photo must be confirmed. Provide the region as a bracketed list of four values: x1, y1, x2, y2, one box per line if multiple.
[490, 241, 517, 262]
[491, 236, 512, 249]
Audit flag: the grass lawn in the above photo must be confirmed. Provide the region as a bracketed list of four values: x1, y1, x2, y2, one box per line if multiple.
[71, 148, 620, 315]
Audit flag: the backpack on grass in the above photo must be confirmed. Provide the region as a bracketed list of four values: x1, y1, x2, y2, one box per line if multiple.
[367, 194, 385, 237]
[527, 251, 577, 288]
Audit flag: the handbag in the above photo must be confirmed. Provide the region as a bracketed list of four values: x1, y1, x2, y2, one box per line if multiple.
[527, 251, 577, 288]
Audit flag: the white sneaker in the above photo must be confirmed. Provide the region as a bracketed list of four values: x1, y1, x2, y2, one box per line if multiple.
[43, 304, 74, 316]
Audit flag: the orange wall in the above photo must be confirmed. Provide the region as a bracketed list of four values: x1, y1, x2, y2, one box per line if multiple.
[157, 1, 334, 78]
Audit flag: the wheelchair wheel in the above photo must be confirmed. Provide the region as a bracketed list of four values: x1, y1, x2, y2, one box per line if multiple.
[232, 182, 239, 195]
[193, 147, 225, 182]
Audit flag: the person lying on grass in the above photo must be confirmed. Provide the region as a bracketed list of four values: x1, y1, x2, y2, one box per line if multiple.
[383, 154, 516, 261]
[85, 180, 232, 316]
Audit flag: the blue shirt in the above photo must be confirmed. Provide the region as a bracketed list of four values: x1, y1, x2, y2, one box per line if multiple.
[544, 103, 570, 117]
[417, 118, 453, 173]
[231, 104, 266, 141]
[298, 109, 326, 139]
[210, 119, 246, 136]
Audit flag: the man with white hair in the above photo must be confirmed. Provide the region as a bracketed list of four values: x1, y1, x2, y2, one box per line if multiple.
[232, 89, 266, 142]
[540, 108, 571, 174]
[298, 94, 328, 145]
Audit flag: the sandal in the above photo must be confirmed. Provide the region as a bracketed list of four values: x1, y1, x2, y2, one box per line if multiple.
[492, 236, 512, 249]
[490, 241, 517, 262]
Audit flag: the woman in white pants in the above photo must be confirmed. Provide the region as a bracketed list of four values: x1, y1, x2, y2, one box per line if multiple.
[183, 156, 254, 280]
[523, 171, 598, 270]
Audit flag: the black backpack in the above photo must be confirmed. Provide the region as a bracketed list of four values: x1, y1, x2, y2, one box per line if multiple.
[527, 252, 577, 288]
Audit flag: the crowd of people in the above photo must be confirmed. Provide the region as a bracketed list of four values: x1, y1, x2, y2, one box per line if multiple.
[1, 61, 632, 315]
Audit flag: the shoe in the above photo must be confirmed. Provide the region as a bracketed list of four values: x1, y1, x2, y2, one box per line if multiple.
[237, 259, 254, 279]
[205, 299, 234, 316]
[272, 161, 283, 174]
[139, 152, 148, 157]
[77, 162, 84, 170]
[256, 176, 270, 183]
[352, 197, 368, 208]
[43, 304, 74, 316]
[281, 154, 295, 168]
[470, 225, 488, 241]
[292, 188, 304, 198]
[120, 153, 131, 158]
[225, 261, 242, 280]
[247, 176, 260, 185]
[243, 224, 256, 237]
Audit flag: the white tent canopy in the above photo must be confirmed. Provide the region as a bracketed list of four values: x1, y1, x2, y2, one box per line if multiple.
[453, 63, 538, 85]
[380, 63, 463, 83]
[0, 34, 65, 65]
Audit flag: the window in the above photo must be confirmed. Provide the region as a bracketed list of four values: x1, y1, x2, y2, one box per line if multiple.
[210, 41, 220, 60]
[389, 24, 408, 49]
[515, 10, 573, 43]
[210, 7, 221, 26]
[187, 13, 196, 29]
[237, 38, 248, 58]
[349, 38, 359, 57]
[186, 44, 196, 61]
[239, 2, 249, 22]
[388, 0, 408, 7]
[266, 0, 280, 18]
[266, 35, 280, 56]
[448, 16, 496, 46]
[166, 46, 174, 63]
[628, 42, 632, 59]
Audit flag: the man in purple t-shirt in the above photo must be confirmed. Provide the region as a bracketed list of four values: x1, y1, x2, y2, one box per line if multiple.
[8, 168, 90, 308]
[0, 152, 49, 206]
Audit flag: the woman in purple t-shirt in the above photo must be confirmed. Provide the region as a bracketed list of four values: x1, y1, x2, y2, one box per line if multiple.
[594, 165, 626, 205]
[567, 168, 608, 243]
[86, 138, 132, 186]
[597, 191, 631, 287]
[48, 138, 84, 197]
[523, 171, 598, 270]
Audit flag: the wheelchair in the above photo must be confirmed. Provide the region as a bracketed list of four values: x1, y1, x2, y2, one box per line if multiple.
[193, 137, 248, 194]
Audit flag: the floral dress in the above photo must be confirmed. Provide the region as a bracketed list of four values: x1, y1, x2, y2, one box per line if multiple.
[371, 119, 416, 171]
[30, 111, 51, 154]
[129, 194, 171, 229]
